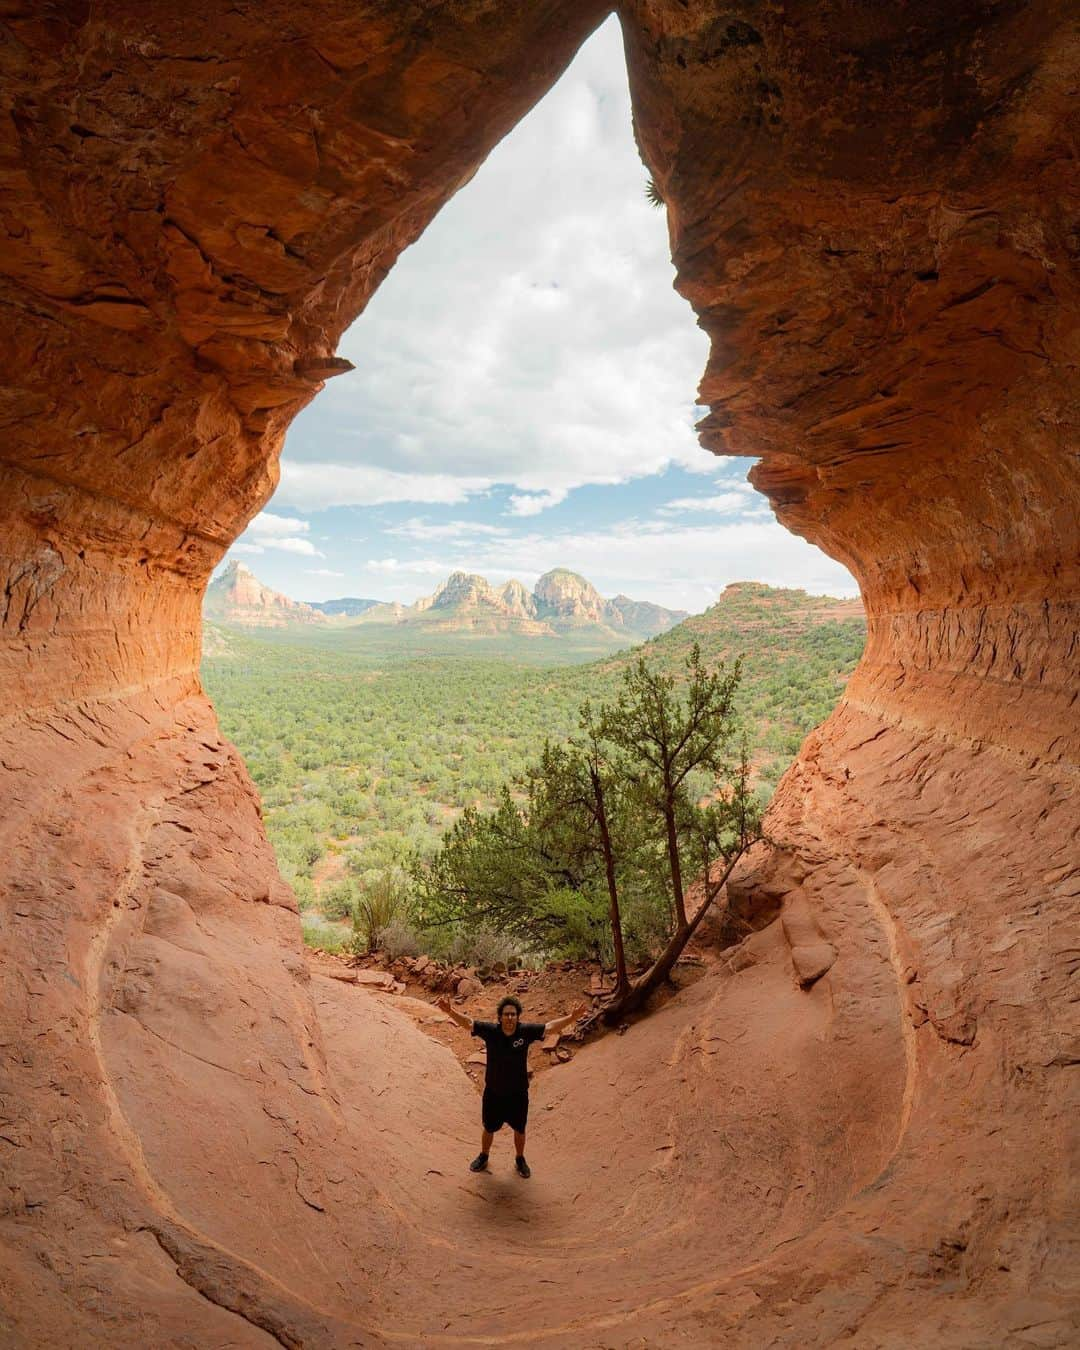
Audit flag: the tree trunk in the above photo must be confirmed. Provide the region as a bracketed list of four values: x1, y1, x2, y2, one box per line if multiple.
[662, 795, 687, 929]
[600, 848, 746, 1023]
[591, 766, 629, 996]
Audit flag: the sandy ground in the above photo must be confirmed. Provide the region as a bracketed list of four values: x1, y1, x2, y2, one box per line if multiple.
[304, 907, 905, 1346]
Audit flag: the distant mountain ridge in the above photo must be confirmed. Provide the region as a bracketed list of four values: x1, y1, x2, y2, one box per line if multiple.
[356, 568, 688, 640]
[307, 597, 384, 617]
[597, 580, 865, 677]
[204, 562, 688, 640]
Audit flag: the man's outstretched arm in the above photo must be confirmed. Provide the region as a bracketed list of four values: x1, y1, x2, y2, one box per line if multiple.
[543, 1002, 588, 1036]
[436, 996, 474, 1032]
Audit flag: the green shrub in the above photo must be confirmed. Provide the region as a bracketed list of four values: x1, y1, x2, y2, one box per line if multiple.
[445, 926, 519, 972]
[376, 915, 421, 961]
[292, 876, 315, 912]
[540, 885, 610, 963]
[620, 892, 675, 966]
[321, 878, 356, 922]
[202, 592, 865, 939]
[301, 916, 348, 954]
[351, 866, 410, 955]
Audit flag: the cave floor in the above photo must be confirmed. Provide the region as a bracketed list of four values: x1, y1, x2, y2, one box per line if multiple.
[301, 911, 906, 1346]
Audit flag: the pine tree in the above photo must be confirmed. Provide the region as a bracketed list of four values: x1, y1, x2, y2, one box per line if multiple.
[413, 644, 762, 1020]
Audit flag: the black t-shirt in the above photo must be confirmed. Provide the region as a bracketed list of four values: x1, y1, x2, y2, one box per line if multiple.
[472, 1020, 545, 1094]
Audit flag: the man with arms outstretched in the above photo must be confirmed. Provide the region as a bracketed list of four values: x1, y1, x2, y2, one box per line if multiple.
[436, 994, 586, 1178]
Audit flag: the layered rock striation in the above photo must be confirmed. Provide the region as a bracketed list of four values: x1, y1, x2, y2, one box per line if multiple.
[1, 2, 1076, 1346]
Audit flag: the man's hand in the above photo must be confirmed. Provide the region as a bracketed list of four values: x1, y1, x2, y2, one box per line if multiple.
[435, 995, 472, 1031]
[545, 1002, 590, 1036]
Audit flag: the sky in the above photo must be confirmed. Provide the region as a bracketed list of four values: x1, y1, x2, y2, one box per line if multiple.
[225, 17, 858, 615]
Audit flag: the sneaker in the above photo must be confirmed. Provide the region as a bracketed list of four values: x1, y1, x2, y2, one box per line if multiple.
[515, 1155, 531, 1179]
[469, 1152, 489, 1173]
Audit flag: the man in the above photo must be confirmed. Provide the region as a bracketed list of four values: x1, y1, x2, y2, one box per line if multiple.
[436, 993, 587, 1178]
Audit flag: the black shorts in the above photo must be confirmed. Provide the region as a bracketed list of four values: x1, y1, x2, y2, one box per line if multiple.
[482, 1088, 529, 1134]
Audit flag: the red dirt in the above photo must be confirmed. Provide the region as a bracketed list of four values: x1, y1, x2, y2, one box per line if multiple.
[307, 949, 715, 1088]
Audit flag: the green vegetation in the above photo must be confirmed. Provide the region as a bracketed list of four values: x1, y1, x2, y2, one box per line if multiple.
[218, 619, 627, 667]
[415, 645, 761, 1016]
[352, 865, 411, 954]
[200, 583, 864, 962]
[300, 914, 350, 955]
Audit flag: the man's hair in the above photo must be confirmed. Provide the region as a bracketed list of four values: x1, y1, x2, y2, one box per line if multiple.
[497, 996, 523, 1018]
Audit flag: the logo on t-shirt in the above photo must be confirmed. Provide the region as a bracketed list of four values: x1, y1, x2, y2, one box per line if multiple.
[513, 1038, 524, 1048]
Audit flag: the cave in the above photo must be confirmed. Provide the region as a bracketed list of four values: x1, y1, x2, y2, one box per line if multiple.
[1, 2, 1076, 1346]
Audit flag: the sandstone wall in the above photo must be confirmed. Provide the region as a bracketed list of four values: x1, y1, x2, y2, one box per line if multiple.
[0, 4, 611, 1342]
[1, 2, 1076, 1344]
[617, 2, 1078, 1339]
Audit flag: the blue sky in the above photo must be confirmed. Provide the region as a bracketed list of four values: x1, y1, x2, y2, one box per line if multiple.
[226, 17, 857, 614]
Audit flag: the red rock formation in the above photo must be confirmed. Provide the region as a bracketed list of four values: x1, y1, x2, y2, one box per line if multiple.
[499, 577, 540, 620]
[358, 568, 686, 637]
[417, 569, 552, 631]
[618, 0, 1079, 1340]
[533, 566, 610, 625]
[0, 2, 1076, 1346]
[205, 560, 327, 626]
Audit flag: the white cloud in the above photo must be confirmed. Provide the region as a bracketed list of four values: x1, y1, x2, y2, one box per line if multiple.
[661, 490, 764, 515]
[305, 568, 345, 577]
[280, 16, 714, 507]
[247, 511, 311, 537]
[272, 537, 323, 557]
[366, 558, 460, 576]
[233, 509, 324, 557]
[275, 462, 492, 512]
[387, 518, 511, 542]
[506, 490, 567, 517]
[247, 20, 862, 617]
[344, 519, 859, 612]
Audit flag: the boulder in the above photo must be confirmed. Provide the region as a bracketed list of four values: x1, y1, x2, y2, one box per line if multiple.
[355, 971, 395, 990]
[789, 942, 838, 989]
[781, 895, 837, 990]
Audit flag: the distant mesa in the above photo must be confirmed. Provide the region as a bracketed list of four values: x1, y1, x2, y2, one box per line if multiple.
[354, 568, 688, 640]
[649, 579, 864, 647]
[306, 597, 384, 617]
[204, 561, 328, 627]
[713, 580, 863, 619]
[203, 562, 688, 640]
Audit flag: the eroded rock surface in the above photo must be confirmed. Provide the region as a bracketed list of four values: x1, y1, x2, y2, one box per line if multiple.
[1, 2, 1076, 1346]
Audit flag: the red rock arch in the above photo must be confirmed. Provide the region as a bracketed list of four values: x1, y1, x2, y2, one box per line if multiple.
[1, 3, 1075, 1344]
